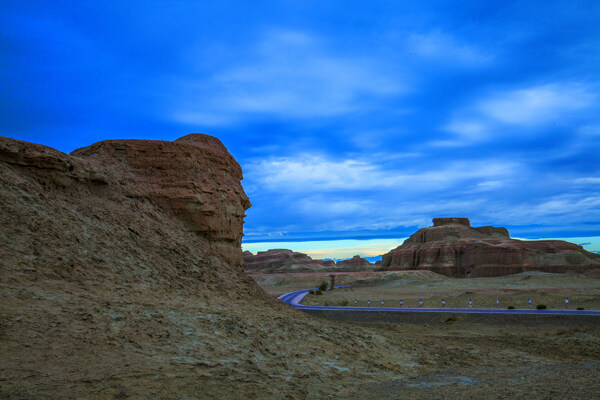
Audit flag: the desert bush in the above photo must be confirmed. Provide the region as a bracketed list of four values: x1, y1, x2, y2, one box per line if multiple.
[318, 281, 329, 291]
[577, 307, 585, 310]
[508, 305, 515, 309]
[338, 300, 349, 306]
[324, 302, 329, 306]
[536, 304, 547, 309]
[315, 289, 323, 295]
[444, 316, 458, 325]
[308, 290, 315, 295]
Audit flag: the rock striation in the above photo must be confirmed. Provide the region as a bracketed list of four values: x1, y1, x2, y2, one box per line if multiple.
[0, 134, 413, 397]
[243, 250, 374, 273]
[378, 218, 600, 277]
[335, 255, 374, 272]
[71, 134, 251, 266]
[243, 249, 333, 273]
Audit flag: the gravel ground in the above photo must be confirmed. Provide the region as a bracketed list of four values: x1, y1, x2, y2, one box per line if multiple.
[342, 362, 600, 399]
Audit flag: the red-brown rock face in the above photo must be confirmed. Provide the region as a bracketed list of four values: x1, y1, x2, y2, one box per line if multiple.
[0, 134, 250, 267]
[71, 134, 250, 266]
[378, 218, 600, 277]
[335, 255, 374, 272]
[243, 249, 333, 273]
[243, 250, 376, 273]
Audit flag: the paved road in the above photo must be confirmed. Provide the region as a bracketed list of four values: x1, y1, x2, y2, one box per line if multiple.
[278, 288, 600, 316]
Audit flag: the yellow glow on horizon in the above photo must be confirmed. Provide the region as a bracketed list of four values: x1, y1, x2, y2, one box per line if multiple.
[243, 238, 407, 259]
[242, 235, 600, 260]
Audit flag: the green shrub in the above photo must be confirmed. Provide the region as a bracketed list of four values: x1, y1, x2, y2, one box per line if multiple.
[324, 302, 329, 306]
[508, 306, 515, 309]
[315, 289, 323, 295]
[308, 290, 315, 295]
[318, 281, 329, 291]
[338, 300, 349, 306]
[577, 307, 585, 310]
[536, 304, 547, 310]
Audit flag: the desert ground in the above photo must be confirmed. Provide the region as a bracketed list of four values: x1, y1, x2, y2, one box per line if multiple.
[253, 270, 600, 310]
[251, 270, 600, 398]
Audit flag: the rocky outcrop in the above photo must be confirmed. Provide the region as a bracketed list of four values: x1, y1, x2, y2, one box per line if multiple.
[316, 259, 337, 268]
[243, 249, 333, 273]
[378, 218, 600, 277]
[243, 251, 375, 273]
[1, 134, 420, 398]
[335, 255, 374, 272]
[70, 134, 250, 266]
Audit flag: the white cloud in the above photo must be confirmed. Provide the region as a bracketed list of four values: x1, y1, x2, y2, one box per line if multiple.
[297, 198, 372, 216]
[578, 125, 600, 136]
[434, 120, 491, 146]
[245, 154, 519, 192]
[573, 177, 600, 185]
[172, 29, 406, 125]
[497, 193, 600, 225]
[408, 31, 494, 66]
[475, 180, 507, 191]
[478, 83, 596, 126]
[444, 120, 488, 138]
[438, 82, 598, 146]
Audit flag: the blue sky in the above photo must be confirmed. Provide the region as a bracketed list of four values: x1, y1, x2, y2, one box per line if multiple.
[2, 1, 600, 254]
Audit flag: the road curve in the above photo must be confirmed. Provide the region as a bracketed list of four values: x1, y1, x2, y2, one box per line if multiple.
[277, 288, 600, 316]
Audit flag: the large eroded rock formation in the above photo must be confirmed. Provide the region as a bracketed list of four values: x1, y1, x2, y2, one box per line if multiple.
[0, 134, 413, 398]
[71, 134, 251, 266]
[378, 217, 600, 277]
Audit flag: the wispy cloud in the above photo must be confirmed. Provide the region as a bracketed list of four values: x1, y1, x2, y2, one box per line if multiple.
[437, 82, 598, 147]
[297, 198, 374, 216]
[573, 177, 600, 185]
[477, 83, 596, 126]
[489, 193, 600, 227]
[245, 154, 520, 192]
[173, 29, 406, 125]
[407, 31, 494, 67]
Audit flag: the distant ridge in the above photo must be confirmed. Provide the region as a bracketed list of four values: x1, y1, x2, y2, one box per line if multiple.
[377, 218, 600, 277]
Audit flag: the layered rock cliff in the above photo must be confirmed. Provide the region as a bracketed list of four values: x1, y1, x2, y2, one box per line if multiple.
[243, 249, 334, 273]
[378, 218, 600, 277]
[70, 134, 250, 266]
[0, 135, 411, 398]
[243, 250, 374, 273]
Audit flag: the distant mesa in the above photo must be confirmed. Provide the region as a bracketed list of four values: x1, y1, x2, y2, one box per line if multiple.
[377, 217, 600, 278]
[243, 249, 327, 273]
[243, 249, 374, 274]
[335, 255, 374, 272]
